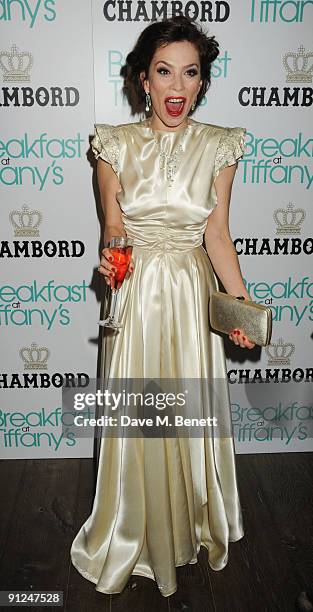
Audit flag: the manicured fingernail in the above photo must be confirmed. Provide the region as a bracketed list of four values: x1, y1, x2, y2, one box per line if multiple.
[242, 336, 246, 340]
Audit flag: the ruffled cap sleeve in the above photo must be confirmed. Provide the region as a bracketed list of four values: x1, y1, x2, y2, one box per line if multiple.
[209, 126, 246, 209]
[214, 126, 246, 180]
[91, 123, 120, 178]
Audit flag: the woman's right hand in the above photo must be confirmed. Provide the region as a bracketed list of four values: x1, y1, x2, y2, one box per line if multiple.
[98, 247, 134, 289]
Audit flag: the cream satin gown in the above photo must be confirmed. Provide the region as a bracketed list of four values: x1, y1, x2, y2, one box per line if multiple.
[70, 117, 246, 597]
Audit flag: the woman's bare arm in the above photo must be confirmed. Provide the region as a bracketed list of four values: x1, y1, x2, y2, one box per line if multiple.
[204, 163, 251, 299]
[204, 163, 255, 348]
[97, 159, 134, 286]
[97, 159, 125, 244]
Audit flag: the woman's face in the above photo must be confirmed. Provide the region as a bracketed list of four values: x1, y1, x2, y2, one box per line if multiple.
[141, 40, 203, 131]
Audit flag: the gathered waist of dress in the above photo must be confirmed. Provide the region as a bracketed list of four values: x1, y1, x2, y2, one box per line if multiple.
[123, 222, 205, 253]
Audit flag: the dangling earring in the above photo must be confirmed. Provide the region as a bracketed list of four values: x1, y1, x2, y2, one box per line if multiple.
[145, 92, 151, 112]
[191, 99, 196, 111]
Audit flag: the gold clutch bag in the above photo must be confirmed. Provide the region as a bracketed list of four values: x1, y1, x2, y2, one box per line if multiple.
[209, 291, 272, 346]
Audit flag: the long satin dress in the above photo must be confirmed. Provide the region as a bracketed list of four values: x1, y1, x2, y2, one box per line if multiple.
[70, 117, 247, 597]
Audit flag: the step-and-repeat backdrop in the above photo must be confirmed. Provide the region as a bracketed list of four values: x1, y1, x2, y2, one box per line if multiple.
[1, 0, 312, 458]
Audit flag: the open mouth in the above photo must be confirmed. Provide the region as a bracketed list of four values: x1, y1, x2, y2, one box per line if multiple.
[164, 97, 186, 116]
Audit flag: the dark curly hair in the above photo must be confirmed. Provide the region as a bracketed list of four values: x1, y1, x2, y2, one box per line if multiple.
[120, 16, 219, 117]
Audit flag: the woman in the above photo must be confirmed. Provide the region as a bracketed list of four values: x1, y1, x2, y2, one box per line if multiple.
[70, 15, 255, 598]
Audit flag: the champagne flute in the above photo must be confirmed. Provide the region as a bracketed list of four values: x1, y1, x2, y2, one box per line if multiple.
[98, 236, 133, 329]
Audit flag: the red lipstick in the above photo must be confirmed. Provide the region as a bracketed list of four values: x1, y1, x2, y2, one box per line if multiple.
[164, 96, 186, 117]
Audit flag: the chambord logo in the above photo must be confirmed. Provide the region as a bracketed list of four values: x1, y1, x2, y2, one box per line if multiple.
[234, 203, 312, 255]
[20, 341, 50, 371]
[0, 204, 85, 258]
[0, 344, 89, 388]
[274, 203, 305, 236]
[0, 44, 33, 82]
[238, 44, 313, 107]
[9, 205, 42, 237]
[102, 0, 230, 22]
[283, 45, 313, 84]
[265, 337, 295, 366]
[0, 44, 79, 108]
[228, 337, 312, 384]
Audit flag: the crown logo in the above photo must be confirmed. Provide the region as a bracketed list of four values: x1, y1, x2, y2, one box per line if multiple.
[19, 342, 50, 371]
[273, 203, 305, 236]
[0, 44, 33, 82]
[265, 337, 295, 366]
[9, 205, 42, 237]
[283, 44, 313, 83]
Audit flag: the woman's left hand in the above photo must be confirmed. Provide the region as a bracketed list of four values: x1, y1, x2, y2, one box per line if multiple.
[229, 328, 255, 349]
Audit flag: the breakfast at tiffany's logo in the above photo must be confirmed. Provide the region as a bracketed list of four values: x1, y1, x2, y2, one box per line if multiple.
[0, 130, 84, 189]
[0, 0, 57, 27]
[250, 0, 313, 22]
[242, 274, 313, 327]
[0, 278, 89, 329]
[242, 130, 313, 189]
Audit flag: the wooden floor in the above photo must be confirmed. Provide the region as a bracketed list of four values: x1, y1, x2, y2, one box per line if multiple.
[0, 452, 312, 612]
